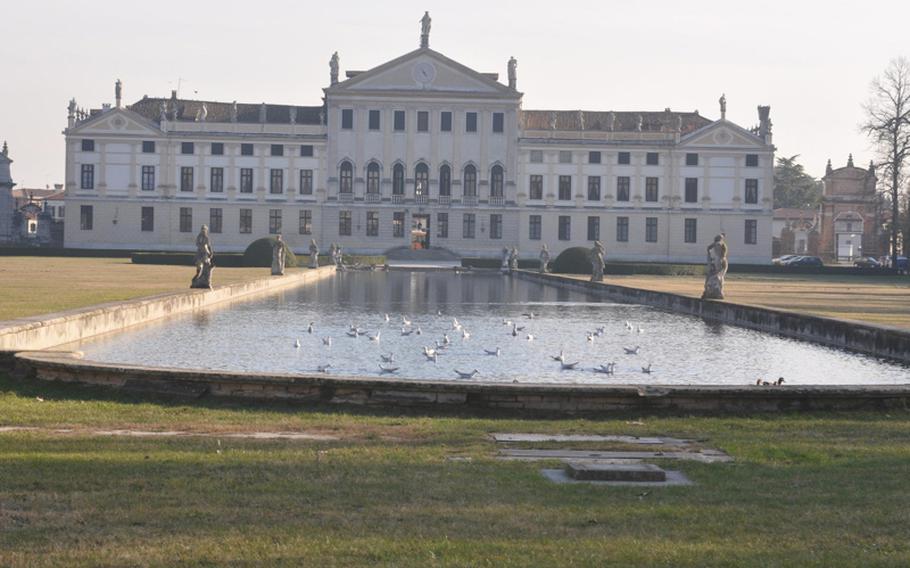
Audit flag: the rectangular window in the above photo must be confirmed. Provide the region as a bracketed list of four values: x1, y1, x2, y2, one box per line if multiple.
[529, 175, 543, 200]
[366, 211, 379, 237]
[437, 213, 448, 238]
[417, 111, 429, 132]
[529, 150, 543, 163]
[462, 213, 476, 238]
[646, 152, 659, 166]
[270, 169, 283, 194]
[241, 143, 254, 156]
[686, 153, 699, 166]
[300, 145, 314, 157]
[79, 205, 93, 230]
[368, 110, 381, 130]
[339, 210, 352, 236]
[746, 154, 759, 167]
[239, 208, 252, 233]
[269, 209, 281, 234]
[80, 164, 94, 189]
[616, 216, 629, 242]
[341, 109, 353, 129]
[618, 151, 631, 165]
[270, 144, 284, 157]
[559, 151, 572, 164]
[440, 111, 452, 132]
[645, 217, 658, 243]
[490, 214, 502, 239]
[685, 178, 698, 203]
[745, 179, 759, 204]
[210, 167, 224, 192]
[587, 216, 600, 241]
[588, 151, 602, 164]
[529, 215, 542, 240]
[558, 175, 572, 200]
[141, 165, 155, 191]
[209, 208, 223, 234]
[645, 177, 659, 202]
[492, 112, 504, 133]
[240, 168, 253, 193]
[393, 212, 405, 238]
[181, 142, 194, 155]
[558, 216, 571, 241]
[180, 167, 194, 192]
[394, 110, 406, 131]
[81, 139, 95, 152]
[299, 169, 313, 195]
[587, 176, 601, 201]
[465, 112, 478, 132]
[616, 176, 631, 201]
[745, 219, 758, 245]
[141, 206, 154, 232]
[142, 141, 155, 153]
[211, 143, 224, 156]
[299, 210, 312, 235]
[684, 218, 697, 243]
[179, 207, 192, 233]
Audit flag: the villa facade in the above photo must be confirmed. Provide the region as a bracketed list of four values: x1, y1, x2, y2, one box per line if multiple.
[62, 20, 774, 263]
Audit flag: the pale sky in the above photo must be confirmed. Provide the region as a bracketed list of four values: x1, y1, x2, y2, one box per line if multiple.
[2, 0, 908, 188]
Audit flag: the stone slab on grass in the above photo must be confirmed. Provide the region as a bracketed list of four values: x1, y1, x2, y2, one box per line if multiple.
[499, 448, 732, 463]
[491, 433, 692, 445]
[542, 467, 693, 487]
[567, 462, 666, 482]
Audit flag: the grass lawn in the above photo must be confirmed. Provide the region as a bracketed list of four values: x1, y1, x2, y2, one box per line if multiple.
[1, 374, 910, 567]
[0, 257, 290, 321]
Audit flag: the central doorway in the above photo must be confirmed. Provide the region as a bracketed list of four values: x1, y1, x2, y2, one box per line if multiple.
[411, 214, 430, 250]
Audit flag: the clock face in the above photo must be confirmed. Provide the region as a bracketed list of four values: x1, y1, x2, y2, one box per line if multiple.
[412, 62, 437, 86]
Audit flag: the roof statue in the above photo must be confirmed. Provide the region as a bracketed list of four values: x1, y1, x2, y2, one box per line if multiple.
[578, 110, 585, 131]
[635, 114, 643, 132]
[159, 101, 167, 123]
[230, 101, 238, 123]
[719, 93, 727, 119]
[847, 153, 854, 168]
[507, 56, 517, 90]
[115, 79, 122, 108]
[826, 159, 833, 176]
[259, 102, 267, 123]
[289, 106, 297, 125]
[549, 111, 557, 130]
[329, 51, 340, 85]
[195, 103, 207, 122]
[420, 11, 431, 48]
[1, 141, 7, 157]
[608, 111, 616, 131]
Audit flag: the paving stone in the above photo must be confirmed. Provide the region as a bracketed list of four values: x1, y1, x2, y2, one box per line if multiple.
[491, 433, 692, 445]
[567, 462, 666, 482]
[498, 448, 732, 463]
[541, 468, 693, 487]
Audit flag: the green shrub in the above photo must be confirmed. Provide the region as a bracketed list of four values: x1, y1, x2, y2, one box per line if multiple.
[242, 238, 298, 268]
[551, 247, 593, 274]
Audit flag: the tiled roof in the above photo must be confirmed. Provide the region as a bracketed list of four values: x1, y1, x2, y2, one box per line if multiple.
[127, 97, 324, 125]
[12, 188, 65, 200]
[520, 110, 711, 134]
[773, 208, 818, 220]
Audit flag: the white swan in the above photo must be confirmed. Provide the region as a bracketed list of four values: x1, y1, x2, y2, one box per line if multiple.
[550, 350, 565, 362]
[322, 337, 332, 346]
[316, 364, 332, 373]
[461, 328, 471, 340]
[561, 361, 580, 370]
[484, 347, 501, 356]
[642, 363, 652, 374]
[380, 353, 395, 363]
[624, 346, 640, 355]
[454, 369, 479, 379]
[307, 322, 314, 334]
[402, 315, 412, 326]
[384, 313, 390, 323]
[368, 331, 381, 342]
[294, 338, 301, 349]
[526, 334, 535, 341]
[401, 327, 414, 336]
[379, 364, 399, 374]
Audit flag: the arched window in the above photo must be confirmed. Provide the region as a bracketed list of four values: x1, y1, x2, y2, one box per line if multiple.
[415, 163, 429, 196]
[392, 164, 405, 195]
[463, 165, 477, 197]
[339, 161, 353, 194]
[439, 165, 451, 196]
[490, 165, 504, 198]
[366, 162, 380, 194]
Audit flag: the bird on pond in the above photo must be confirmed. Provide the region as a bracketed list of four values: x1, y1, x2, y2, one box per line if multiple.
[294, 338, 301, 349]
[526, 334, 535, 341]
[307, 322, 314, 334]
[756, 377, 785, 386]
[521, 312, 536, 319]
[550, 349, 565, 362]
[368, 331, 381, 342]
[595, 326, 606, 337]
[502, 319, 513, 326]
[593, 362, 616, 374]
[461, 328, 471, 340]
[586, 332, 595, 343]
[345, 330, 358, 338]
[434, 340, 448, 351]
[511, 325, 518, 337]
[561, 361, 580, 370]
[322, 337, 332, 346]
[401, 327, 414, 336]
[402, 315, 412, 326]
[424, 351, 438, 363]
[378, 364, 399, 374]
[380, 353, 395, 363]
[384, 313, 390, 323]
[415, 326, 422, 336]
[316, 364, 332, 373]
[454, 369, 479, 379]
[625, 321, 634, 331]
[624, 346, 641, 355]
[443, 334, 451, 345]
[452, 317, 462, 330]
[355, 328, 368, 336]
[642, 363, 653, 374]
[484, 347, 501, 357]
[637, 326, 644, 334]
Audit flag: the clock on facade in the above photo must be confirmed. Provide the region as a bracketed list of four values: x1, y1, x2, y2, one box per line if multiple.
[412, 62, 437, 86]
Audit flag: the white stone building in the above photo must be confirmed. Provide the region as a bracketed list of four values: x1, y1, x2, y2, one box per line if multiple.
[63, 18, 774, 263]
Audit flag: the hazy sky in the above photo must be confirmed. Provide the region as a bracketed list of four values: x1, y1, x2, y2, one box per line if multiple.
[2, 0, 908, 188]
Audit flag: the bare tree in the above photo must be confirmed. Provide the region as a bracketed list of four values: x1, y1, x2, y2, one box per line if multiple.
[862, 57, 910, 268]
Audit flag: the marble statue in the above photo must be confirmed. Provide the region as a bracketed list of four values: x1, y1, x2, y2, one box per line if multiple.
[333, 243, 345, 271]
[538, 244, 551, 273]
[508, 247, 519, 271]
[500, 247, 510, 274]
[635, 114, 643, 132]
[507, 56, 518, 90]
[702, 234, 728, 300]
[289, 106, 297, 125]
[271, 234, 287, 276]
[259, 102, 267, 123]
[159, 101, 167, 123]
[590, 240, 605, 283]
[115, 79, 122, 108]
[191, 225, 214, 289]
[420, 11, 431, 48]
[230, 101, 238, 123]
[308, 239, 319, 268]
[329, 52, 340, 85]
[719, 93, 727, 119]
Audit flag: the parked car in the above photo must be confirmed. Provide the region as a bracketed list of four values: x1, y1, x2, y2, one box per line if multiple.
[772, 255, 798, 265]
[787, 255, 824, 267]
[853, 256, 882, 269]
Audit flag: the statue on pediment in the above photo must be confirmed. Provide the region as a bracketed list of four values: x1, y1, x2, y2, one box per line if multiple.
[330, 52, 340, 85]
[507, 56, 517, 90]
[719, 93, 727, 119]
[159, 101, 167, 123]
[115, 79, 122, 108]
[420, 12, 431, 48]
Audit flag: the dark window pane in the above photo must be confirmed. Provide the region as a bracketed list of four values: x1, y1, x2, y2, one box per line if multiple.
[466, 112, 477, 132]
[618, 152, 630, 165]
[81, 139, 94, 152]
[368, 110, 381, 130]
[588, 151, 601, 164]
[142, 141, 155, 153]
[440, 112, 452, 132]
[270, 144, 284, 157]
[492, 112, 504, 133]
[181, 142, 194, 155]
[341, 109, 353, 129]
[417, 111, 429, 132]
[394, 111, 406, 131]
[211, 143, 224, 155]
[241, 143, 254, 156]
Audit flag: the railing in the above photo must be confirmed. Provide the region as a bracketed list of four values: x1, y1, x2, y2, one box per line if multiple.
[338, 192, 354, 203]
[391, 194, 404, 205]
[438, 195, 451, 207]
[415, 194, 428, 205]
[365, 193, 381, 204]
[462, 195, 478, 207]
[489, 196, 504, 207]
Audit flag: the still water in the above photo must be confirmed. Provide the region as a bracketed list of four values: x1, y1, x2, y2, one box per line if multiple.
[74, 271, 909, 385]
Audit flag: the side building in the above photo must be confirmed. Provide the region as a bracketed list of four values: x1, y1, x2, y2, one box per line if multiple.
[63, 22, 774, 263]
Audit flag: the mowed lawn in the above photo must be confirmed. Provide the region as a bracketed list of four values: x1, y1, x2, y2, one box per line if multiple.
[0, 257, 286, 321]
[1, 375, 909, 567]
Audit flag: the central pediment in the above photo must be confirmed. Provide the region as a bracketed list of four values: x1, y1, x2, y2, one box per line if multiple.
[326, 48, 520, 99]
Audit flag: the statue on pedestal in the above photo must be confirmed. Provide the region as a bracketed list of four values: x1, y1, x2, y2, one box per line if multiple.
[508, 247, 519, 272]
[419, 12, 432, 48]
[271, 234, 287, 276]
[719, 93, 727, 119]
[590, 240, 605, 283]
[230, 101, 238, 123]
[329, 52, 340, 85]
[191, 225, 214, 289]
[702, 234, 728, 300]
[538, 244, 551, 273]
[308, 239, 319, 268]
[500, 247, 510, 274]
[507, 56, 518, 90]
